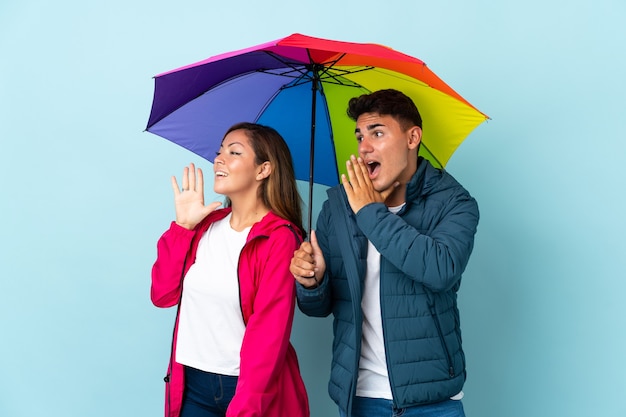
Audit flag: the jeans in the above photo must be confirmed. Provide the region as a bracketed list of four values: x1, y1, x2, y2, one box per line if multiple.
[339, 396, 466, 417]
[180, 366, 238, 417]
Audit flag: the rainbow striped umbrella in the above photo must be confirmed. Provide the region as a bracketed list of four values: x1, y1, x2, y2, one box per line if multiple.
[146, 33, 488, 228]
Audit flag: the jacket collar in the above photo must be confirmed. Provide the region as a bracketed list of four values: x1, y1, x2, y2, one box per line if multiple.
[196, 207, 298, 242]
[248, 211, 297, 241]
[405, 157, 430, 203]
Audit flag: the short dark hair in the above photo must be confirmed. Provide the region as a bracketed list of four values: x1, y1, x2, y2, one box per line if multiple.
[347, 89, 422, 131]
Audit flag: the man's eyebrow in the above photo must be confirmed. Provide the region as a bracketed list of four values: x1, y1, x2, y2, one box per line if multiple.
[354, 123, 385, 134]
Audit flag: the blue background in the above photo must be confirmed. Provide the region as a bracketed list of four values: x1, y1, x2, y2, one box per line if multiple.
[1, 1, 625, 416]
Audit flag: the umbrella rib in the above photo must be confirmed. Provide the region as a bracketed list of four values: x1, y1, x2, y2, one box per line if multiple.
[259, 51, 374, 88]
[260, 51, 312, 79]
[420, 142, 443, 168]
[256, 66, 309, 80]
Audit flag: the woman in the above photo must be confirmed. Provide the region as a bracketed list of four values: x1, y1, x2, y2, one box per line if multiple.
[151, 122, 310, 417]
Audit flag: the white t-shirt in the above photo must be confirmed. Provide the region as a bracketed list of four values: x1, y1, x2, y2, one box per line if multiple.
[356, 204, 463, 401]
[355, 205, 401, 399]
[175, 213, 250, 376]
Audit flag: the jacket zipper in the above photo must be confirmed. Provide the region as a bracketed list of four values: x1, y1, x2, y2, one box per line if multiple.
[236, 224, 298, 322]
[165, 257, 187, 416]
[347, 266, 362, 417]
[236, 234, 266, 324]
[379, 262, 400, 408]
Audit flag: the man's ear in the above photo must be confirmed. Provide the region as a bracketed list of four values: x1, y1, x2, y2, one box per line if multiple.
[407, 126, 422, 150]
[256, 161, 272, 180]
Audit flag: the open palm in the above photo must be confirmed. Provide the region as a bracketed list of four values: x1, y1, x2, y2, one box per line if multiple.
[171, 163, 222, 230]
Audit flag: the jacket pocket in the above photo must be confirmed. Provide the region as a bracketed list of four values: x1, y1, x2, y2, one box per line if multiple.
[427, 298, 455, 378]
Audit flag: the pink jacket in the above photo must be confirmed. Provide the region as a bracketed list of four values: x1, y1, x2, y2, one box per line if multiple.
[151, 209, 310, 417]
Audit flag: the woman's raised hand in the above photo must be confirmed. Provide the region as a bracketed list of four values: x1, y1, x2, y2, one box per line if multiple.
[171, 163, 222, 230]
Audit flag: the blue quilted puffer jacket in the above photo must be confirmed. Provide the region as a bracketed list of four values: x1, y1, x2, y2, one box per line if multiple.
[296, 158, 479, 416]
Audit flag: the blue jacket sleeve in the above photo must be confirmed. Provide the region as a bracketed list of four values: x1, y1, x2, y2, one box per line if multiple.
[356, 191, 479, 292]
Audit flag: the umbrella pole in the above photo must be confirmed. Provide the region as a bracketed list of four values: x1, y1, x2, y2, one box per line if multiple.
[307, 71, 319, 238]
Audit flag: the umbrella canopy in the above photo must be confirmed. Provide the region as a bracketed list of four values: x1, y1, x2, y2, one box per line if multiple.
[146, 33, 488, 228]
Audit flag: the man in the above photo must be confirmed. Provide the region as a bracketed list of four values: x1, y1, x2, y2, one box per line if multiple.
[290, 89, 479, 417]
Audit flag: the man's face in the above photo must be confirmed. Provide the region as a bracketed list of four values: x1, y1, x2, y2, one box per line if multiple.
[354, 112, 421, 202]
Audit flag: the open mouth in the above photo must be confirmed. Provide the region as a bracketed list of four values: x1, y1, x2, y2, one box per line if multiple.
[366, 161, 381, 178]
[215, 171, 228, 177]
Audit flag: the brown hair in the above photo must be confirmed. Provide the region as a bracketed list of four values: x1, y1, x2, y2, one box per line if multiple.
[347, 88, 423, 131]
[224, 122, 305, 237]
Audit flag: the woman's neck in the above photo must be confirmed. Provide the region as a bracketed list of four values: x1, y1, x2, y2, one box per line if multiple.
[228, 198, 269, 232]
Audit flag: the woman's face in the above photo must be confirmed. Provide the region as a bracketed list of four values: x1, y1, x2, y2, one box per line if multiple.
[213, 129, 266, 199]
